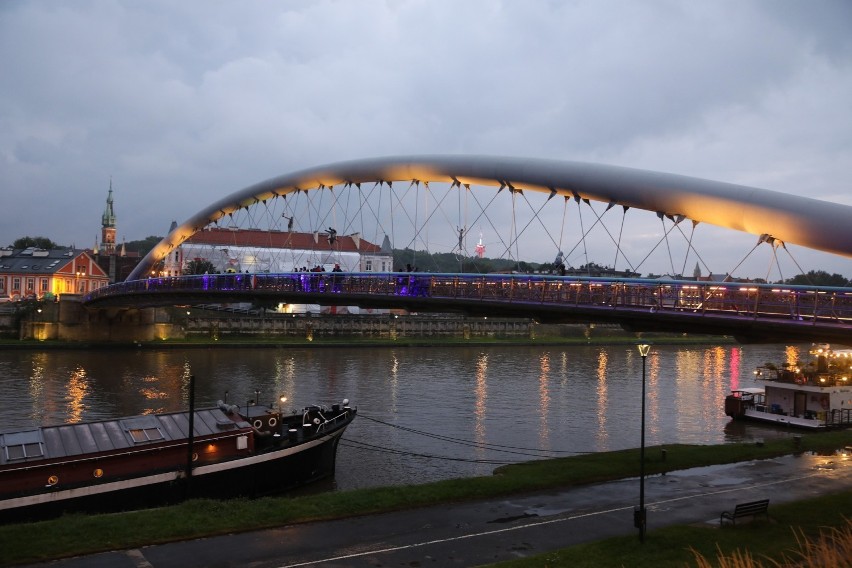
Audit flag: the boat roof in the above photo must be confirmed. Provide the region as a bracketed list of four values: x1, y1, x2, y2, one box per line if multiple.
[732, 387, 766, 395]
[0, 408, 251, 466]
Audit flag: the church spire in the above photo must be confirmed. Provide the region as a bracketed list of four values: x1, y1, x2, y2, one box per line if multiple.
[101, 179, 117, 254]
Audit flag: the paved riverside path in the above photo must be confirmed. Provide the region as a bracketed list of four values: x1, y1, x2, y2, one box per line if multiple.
[27, 452, 852, 568]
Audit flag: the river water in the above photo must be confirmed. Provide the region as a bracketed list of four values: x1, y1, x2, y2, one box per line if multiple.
[0, 343, 804, 491]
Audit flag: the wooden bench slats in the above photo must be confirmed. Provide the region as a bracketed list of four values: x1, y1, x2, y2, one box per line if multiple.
[720, 499, 769, 526]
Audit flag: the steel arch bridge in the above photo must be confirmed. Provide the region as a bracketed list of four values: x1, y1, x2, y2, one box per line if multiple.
[126, 155, 852, 281]
[85, 156, 852, 343]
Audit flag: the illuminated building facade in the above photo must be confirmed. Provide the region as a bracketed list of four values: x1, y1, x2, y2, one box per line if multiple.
[0, 247, 109, 300]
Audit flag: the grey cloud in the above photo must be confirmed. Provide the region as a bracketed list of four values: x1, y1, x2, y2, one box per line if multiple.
[1, 0, 850, 276]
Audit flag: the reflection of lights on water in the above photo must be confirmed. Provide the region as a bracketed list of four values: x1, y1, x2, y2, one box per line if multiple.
[729, 347, 741, 391]
[138, 375, 170, 411]
[700, 346, 728, 430]
[273, 356, 296, 407]
[29, 355, 47, 421]
[539, 353, 551, 450]
[596, 349, 609, 448]
[647, 351, 660, 438]
[389, 353, 399, 414]
[66, 366, 90, 423]
[179, 361, 193, 404]
[474, 354, 488, 446]
[139, 388, 169, 400]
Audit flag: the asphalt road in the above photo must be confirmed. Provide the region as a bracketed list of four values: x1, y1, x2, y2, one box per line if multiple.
[25, 451, 852, 568]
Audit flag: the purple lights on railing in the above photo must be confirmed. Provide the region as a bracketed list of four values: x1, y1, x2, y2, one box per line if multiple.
[83, 273, 852, 331]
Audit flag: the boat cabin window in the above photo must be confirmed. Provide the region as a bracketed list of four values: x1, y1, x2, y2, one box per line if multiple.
[128, 428, 164, 443]
[2, 430, 45, 462]
[121, 417, 165, 444]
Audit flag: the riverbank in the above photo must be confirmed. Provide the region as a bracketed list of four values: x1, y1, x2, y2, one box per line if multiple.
[0, 331, 734, 350]
[1, 431, 848, 566]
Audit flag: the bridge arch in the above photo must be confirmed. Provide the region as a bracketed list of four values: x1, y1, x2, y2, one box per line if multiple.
[128, 155, 852, 281]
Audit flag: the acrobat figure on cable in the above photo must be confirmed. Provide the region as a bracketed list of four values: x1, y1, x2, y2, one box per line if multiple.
[282, 215, 294, 232]
[327, 227, 337, 245]
[457, 227, 465, 251]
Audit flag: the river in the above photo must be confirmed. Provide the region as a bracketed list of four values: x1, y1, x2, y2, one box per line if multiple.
[0, 343, 804, 491]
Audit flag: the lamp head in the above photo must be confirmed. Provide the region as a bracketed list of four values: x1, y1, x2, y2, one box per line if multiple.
[637, 344, 651, 358]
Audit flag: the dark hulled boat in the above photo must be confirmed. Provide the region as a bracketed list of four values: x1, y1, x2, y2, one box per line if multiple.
[0, 397, 355, 522]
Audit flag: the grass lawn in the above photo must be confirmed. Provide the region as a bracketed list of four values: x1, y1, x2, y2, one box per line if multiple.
[0, 431, 849, 566]
[490, 491, 852, 567]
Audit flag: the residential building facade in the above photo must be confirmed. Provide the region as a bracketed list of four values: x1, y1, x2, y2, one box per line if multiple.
[0, 247, 110, 300]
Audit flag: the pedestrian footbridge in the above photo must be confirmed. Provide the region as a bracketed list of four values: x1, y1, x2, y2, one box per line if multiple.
[84, 273, 852, 344]
[86, 156, 852, 344]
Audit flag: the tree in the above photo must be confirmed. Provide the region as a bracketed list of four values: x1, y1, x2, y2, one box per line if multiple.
[785, 270, 849, 287]
[12, 236, 60, 249]
[123, 236, 164, 256]
[252, 298, 280, 314]
[184, 258, 216, 275]
[391, 248, 540, 274]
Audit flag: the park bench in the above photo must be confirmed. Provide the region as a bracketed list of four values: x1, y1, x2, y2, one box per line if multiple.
[720, 499, 770, 526]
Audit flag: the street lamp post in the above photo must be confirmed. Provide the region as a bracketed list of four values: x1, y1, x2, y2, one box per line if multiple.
[635, 343, 651, 542]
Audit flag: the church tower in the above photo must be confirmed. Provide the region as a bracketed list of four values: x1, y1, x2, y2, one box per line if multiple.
[101, 182, 117, 255]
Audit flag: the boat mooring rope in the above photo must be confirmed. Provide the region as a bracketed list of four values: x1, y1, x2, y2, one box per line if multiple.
[347, 413, 589, 465]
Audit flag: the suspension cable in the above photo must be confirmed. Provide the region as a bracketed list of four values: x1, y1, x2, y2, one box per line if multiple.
[581, 201, 637, 272]
[613, 206, 627, 270]
[781, 243, 813, 285]
[678, 220, 696, 277]
[660, 214, 677, 276]
[558, 196, 568, 261]
[575, 196, 589, 271]
[633, 219, 682, 274]
[724, 239, 763, 278]
[764, 244, 779, 283]
[673, 221, 713, 277]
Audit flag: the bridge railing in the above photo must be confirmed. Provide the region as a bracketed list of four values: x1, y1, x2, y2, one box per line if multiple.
[84, 273, 852, 325]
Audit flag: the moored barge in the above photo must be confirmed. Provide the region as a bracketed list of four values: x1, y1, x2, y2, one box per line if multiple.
[0, 397, 355, 522]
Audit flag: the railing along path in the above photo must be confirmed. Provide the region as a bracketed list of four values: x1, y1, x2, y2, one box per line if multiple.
[84, 273, 852, 343]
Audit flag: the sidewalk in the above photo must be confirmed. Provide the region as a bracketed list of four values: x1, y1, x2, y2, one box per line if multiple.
[25, 452, 852, 568]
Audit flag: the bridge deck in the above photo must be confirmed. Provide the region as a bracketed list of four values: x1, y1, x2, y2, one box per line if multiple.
[84, 274, 852, 344]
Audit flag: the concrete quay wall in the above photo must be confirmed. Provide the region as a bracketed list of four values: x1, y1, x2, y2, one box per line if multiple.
[7, 297, 623, 343]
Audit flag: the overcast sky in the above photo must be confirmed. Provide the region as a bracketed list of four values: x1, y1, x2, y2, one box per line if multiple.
[2, 0, 851, 277]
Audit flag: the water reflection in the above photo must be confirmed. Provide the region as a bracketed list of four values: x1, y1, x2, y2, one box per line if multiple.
[65, 366, 89, 423]
[474, 353, 488, 458]
[138, 375, 169, 415]
[28, 354, 47, 423]
[647, 350, 660, 439]
[0, 344, 804, 490]
[595, 349, 609, 449]
[538, 353, 550, 451]
[474, 354, 487, 438]
[272, 355, 297, 412]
